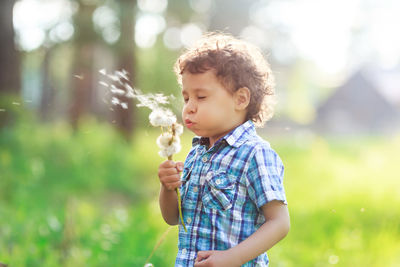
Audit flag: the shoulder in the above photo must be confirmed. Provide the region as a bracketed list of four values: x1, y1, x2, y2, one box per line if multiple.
[237, 134, 274, 157]
[239, 135, 283, 171]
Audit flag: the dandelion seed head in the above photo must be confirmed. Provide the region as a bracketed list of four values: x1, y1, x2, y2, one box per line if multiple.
[174, 123, 184, 136]
[156, 132, 180, 148]
[149, 108, 176, 127]
[158, 142, 181, 158]
[144, 264, 154, 267]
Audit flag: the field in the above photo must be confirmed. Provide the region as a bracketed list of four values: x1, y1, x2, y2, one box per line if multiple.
[1, 120, 399, 266]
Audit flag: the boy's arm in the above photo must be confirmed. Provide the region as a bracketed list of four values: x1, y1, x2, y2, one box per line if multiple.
[159, 184, 179, 225]
[158, 160, 183, 225]
[195, 200, 290, 266]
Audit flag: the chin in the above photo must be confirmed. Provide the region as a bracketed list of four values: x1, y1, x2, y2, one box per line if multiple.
[190, 128, 208, 137]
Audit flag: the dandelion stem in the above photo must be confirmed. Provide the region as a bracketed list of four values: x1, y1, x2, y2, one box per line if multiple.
[176, 187, 187, 232]
[167, 125, 187, 232]
[168, 153, 187, 233]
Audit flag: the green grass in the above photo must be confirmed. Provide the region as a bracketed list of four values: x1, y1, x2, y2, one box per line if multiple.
[1, 120, 399, 266]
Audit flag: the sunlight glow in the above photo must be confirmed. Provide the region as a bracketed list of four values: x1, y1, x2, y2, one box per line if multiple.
[13, 0, 75, 50]
[180, 23, 203, 48]
[135, 13, 166, 48]
[250, 0, 400, 73]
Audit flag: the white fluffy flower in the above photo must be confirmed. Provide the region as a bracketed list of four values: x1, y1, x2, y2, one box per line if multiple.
[149, 108, 176, 127]
[158, 142, 181, 158]
[174, 123, 184, 136]
[156, 132, 173, 148]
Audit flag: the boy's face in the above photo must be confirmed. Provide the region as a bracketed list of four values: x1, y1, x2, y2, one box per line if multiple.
[181, 70, 246, 146]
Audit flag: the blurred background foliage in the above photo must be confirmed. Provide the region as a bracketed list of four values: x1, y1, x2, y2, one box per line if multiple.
[1, 0, 400, 266]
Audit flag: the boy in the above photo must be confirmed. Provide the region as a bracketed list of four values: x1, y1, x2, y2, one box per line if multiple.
[158, 33, 290, 267]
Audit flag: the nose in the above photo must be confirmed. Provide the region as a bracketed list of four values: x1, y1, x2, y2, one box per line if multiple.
[184, 99, 196, 114]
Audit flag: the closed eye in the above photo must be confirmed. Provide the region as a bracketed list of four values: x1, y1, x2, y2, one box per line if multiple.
[198, 96, 206, 100]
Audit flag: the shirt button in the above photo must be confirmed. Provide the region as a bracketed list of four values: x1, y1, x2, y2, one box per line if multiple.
[186, 217, 192, 224]
[193, 186, 198, 193]
[215, 179, 221, 185]
[182, 248, 187, 255]
[202, 156, 208, 163]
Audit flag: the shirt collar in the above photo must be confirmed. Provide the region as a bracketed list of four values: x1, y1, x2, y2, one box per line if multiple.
[192, 120, 255, 148]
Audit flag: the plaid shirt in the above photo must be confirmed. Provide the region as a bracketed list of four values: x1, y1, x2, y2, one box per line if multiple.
[175, 121, 287, 267]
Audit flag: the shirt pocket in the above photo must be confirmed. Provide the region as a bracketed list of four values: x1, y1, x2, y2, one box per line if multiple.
[180, 157, 195, 201]
[202, 171, 235, 211]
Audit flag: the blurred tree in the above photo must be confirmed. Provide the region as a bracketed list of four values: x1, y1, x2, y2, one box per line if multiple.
[112, 0, 136, 140]
[0, 0, 20, 95]
[0, 0, 20, 128]
[69, 0, 99, 130]
[40, 45, 56, 121]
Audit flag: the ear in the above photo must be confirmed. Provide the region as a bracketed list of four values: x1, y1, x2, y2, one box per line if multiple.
[234, 87, 250, 111]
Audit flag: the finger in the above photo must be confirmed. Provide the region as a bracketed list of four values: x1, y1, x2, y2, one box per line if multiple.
[194, 257, 210, 267]
[176, 162, 184, 172]
[196, 251, 211, 262]
[161, 174, 181, 183]
[160, 168, 179, 176]
[194, 261, 206, 267]
[160, 160, 175, 168]
[164, 181, 182, 191]
[170, 181, 182, 189]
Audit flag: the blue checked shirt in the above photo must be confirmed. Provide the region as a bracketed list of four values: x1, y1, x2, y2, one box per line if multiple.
[175, 121, 287, 267]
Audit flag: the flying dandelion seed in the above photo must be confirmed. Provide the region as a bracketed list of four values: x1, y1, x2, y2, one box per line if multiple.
[116, 70, 129, 80]
[74, 74, 84, 80]
[111, 97, 120, 106]
[99, 81, 109, 87]
[98, 68, 175, 112]
[110, 85, 125, 95]
[12, 102, 20, 105]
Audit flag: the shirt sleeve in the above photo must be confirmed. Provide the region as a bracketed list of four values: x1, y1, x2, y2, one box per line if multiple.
[246, 145, 287, 209]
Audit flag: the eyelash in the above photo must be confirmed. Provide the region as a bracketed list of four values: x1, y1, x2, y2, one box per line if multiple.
[183, 96, 206, 103]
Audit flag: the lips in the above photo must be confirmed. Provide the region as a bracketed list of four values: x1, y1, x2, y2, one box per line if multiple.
[185, 119, 195, 128]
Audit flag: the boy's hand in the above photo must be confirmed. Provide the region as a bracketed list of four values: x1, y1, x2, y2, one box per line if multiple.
[194, 250, 241, 267]
[158, 160, 183, 191]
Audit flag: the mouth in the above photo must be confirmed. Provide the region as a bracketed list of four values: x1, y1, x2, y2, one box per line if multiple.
[185, 119, 195, 128]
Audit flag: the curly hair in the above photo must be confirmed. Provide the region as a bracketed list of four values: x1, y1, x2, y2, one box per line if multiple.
[174, 32, 276, 127]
